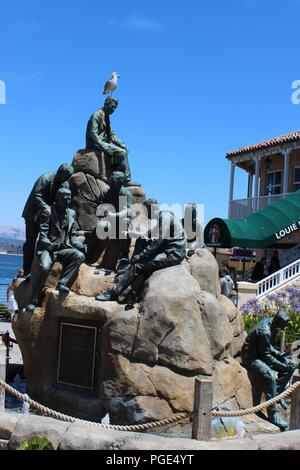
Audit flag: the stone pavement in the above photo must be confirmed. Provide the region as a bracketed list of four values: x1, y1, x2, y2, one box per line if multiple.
[0, 411, 300, 450]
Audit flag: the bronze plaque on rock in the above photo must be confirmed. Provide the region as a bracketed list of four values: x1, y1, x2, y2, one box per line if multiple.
[57, 322, 97, 389]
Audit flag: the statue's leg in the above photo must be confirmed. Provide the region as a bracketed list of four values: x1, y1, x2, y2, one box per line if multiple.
[23, 221, 39, 275]
[276, 367, 294, 395]
[249, 360, 288, 430]
[144, 250, 186, 273]
[96, 263, 137, 301]
[27, 251, 53, 310]
[118, 153, 131, 184]
[56, 249, 85, 289]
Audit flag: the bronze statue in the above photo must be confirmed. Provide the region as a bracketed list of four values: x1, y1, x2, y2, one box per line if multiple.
[95, 199, 187, 303]
[86, 171, 134, 267]
[85, 96, 137, 186]
[22, 163, 75, 276]
[241, 310, 296, 430]
[26, 188, 86, 312]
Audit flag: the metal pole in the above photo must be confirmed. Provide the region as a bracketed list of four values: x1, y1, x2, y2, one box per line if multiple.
[280, 331, 286, 354]
[0, 339, 6, 413]
[192, 377, 213, 441]
[289, 374, 300, 430]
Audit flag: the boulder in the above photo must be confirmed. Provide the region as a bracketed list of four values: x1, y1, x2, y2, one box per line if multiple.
[198, 291, 233, 360]
[13, 248, 252, 425]
[186, 249, 221, 297]
[72, 149, 107, 179]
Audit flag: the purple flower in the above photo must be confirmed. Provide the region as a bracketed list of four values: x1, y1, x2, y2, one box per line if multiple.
[286, 287, 300, 298]
[267, 294, 280, 302]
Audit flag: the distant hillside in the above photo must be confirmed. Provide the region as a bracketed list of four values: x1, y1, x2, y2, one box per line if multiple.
[0, 226, 24, 254]
[0, 226, 25, 241]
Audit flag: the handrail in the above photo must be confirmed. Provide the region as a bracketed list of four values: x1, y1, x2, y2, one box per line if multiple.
[256, 257, 300, 298]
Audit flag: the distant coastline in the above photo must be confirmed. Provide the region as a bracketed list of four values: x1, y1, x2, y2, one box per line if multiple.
[0, 253, 23, 257]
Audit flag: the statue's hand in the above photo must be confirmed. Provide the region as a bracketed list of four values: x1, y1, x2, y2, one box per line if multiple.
[130, 254, 141, 264]
[104, 146, 114, 157]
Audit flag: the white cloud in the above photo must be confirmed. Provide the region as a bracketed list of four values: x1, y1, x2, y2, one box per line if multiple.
[109, 15, 164, 32]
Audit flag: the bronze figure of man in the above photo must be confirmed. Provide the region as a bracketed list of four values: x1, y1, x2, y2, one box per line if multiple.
[241, 310, 296, 430]
[22, 163, 75, 276]
[85, 96, 137, 187]
[26, 188, 86, 312]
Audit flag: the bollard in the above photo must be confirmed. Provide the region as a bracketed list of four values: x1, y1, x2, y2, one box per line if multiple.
[0, 339, 6, 413]
[289, 373, 300, 430]
[192, 377, 213, 441]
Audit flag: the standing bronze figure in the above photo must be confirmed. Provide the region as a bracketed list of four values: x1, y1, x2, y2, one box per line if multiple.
[26, 188, 86, 312]
[22, 163, 75, 276]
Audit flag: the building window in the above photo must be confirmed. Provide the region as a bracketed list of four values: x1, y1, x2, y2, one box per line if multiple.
[266, 171, 282, 195]
[294, 167, 300, 192]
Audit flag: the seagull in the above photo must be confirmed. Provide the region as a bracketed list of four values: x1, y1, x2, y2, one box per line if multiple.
[102, 72, 120, 95]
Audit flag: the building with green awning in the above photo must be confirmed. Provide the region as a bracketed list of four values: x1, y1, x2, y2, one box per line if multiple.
[204, 190, 300, 249]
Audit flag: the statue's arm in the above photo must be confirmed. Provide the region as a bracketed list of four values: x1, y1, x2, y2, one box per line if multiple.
[115, 192, 134, 219]
[258, 333, 289, 371]
[110, 129, 128, 152]
[34, 176, 51, 213]
[134, 213, 168, 259]
[269, 344, 283, 358]
[37, 209, 55, 252]
[88, 113, 110, 152]
[69, 215, 87, 253]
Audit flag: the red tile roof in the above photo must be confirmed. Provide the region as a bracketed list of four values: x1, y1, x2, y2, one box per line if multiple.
[227, 130, 300, 158]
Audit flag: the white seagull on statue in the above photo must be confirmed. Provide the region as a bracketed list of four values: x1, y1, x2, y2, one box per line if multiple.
[102, 72, 120, 95]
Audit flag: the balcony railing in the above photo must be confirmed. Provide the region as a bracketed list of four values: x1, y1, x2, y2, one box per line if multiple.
[229, 194, 286, 219]
[256, 257, 300, 299]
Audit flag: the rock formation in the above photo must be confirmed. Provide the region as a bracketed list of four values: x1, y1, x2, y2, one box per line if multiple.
[13, 249, 253, 425]
[71, 149, 145, 231]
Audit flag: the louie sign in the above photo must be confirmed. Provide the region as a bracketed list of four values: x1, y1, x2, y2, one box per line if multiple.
[275, 221, 300, 240]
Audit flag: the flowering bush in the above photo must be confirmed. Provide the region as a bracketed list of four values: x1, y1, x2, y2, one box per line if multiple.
[240, 286, 300, 347]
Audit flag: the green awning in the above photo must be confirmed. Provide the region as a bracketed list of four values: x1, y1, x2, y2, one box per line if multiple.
[204, 190, 300, 248]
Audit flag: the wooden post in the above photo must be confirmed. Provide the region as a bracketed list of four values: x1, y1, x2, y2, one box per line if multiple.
[289, 374, 300, 430]
[0, 338, 6, 413]
[280, 331, 286, 353]
[192, 377, 213, 441]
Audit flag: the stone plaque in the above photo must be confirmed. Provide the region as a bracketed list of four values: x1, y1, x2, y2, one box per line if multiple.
[57, 322, 97, 389]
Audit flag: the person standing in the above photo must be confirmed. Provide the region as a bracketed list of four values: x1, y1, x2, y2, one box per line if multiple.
[6, 277, 18, 316]
[268, 250, 281, 275]
[251, 257, 266, 282]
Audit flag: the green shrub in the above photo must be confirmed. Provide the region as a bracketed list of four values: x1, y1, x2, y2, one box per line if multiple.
[17, 437, 54, 450]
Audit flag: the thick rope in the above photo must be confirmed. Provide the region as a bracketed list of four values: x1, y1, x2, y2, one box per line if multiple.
[0, 379, 188, 431]
[212, 380, 300, 417]
[1, 379, 300, 428]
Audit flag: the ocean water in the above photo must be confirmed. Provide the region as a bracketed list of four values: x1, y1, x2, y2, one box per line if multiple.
[0, 254, 23, 284]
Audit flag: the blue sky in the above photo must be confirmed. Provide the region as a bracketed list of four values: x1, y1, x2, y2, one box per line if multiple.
[1, 0, 300, 227]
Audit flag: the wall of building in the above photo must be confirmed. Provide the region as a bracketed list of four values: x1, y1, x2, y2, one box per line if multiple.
[258, 149, 300, 196]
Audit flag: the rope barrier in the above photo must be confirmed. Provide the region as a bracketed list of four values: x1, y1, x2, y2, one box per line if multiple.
[211, 380, 300, 417]
[1, 378, 300, 430]
[0, 380, 188, 431]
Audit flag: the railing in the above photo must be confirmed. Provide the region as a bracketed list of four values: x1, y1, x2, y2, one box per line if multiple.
[229, 194, 286, 219]
[256, 258, 300, 299]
